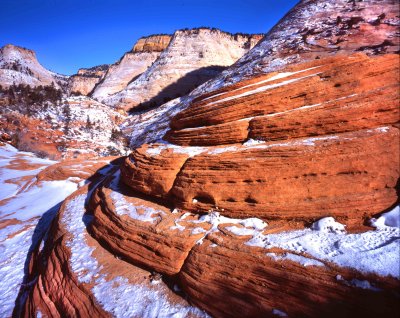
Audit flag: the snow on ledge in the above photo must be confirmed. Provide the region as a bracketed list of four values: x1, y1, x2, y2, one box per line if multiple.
[173, 210, 399, 278]
[246, 216, 400, 278]
[311, 217, 346, 234]
[110, 190, 165, 223]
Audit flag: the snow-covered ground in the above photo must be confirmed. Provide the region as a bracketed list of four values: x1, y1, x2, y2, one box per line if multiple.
[0, 145, 78, 316]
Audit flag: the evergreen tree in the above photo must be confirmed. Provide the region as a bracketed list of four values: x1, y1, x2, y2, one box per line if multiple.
[86, 115, 92, 131]
[62, 102, 72, 135]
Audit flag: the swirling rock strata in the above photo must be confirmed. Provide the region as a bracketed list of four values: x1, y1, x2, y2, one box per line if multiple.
[167, 54, 399, 146]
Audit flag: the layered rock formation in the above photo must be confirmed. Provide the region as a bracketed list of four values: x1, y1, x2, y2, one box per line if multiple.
[105, 29, 263, 111]
[1, 0, 400, 317]
[120, 53, 399, 225]
[17, 154, 400, 318]
[0, 44, 64, 88]
[67, 64, 109, 95]
[167, 53, 398, 145]
[91, 35, 172, 100]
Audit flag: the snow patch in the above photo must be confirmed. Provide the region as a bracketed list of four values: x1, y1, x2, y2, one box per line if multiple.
[311, 217, 346, 234]
[205, 73, 321, 107]
[0, 180, 78, 221]
[272, 308, 288, 317]
[267, 252, 325, 267]
[370, 206, 400, 229]
[246, 219, 400, 278]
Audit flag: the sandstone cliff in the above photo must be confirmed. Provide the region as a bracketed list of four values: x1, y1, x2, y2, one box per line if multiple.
[67, 64, 109, 96]
[91, 35, 172, 100]
[132, 34, 172, 52]
[104, 28, 263, 111]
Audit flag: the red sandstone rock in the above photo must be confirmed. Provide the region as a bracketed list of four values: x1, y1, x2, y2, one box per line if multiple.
[89, 174, 208, 275]
[167, 54, 399, 146]
[169, 127, 399, 224]
[120, 144, 190, 198]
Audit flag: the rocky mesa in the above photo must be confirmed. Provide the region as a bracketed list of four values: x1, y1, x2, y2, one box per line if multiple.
[91, 35, 172, 100]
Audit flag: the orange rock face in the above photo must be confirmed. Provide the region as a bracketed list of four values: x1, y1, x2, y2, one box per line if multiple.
[122, 127, 399, 224]
[132, 35, 172, 53]
[121, 54, 400, 225]
[120, 144, 190, 198]
[167, 54, 399, 146]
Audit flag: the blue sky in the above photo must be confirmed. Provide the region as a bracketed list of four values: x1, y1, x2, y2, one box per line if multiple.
[0, 0, 298, 75]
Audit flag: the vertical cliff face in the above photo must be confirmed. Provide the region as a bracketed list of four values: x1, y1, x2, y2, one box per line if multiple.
[132, 34, 172, 52]
[67, 64, 109, 96]
[104, 28, 263, 111]
[0, 44, 62, 88]
[91, 35, 172, 100]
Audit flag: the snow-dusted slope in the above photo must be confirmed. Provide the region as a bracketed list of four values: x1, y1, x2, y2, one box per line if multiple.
[194, 0, 400, 94]
[1, 94, 128, 159]
[105, 29, 262, 111]
[0, 44, 63, 88]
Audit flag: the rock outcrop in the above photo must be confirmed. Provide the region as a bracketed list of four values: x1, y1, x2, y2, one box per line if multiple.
[180, 231, 400, 318]
[105, 29, 263, 111]
[122, 126, 398, 225]
[132, 34, 172, 52]
[89, 173, 207, 275]
[67, 65, 109, 96]
[120, 53, 399, 225]
[11, 145, 398, 318]
[91, 35, 172, 100]
[166, 53, 398, 145]
[0, 44, 64, 88]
